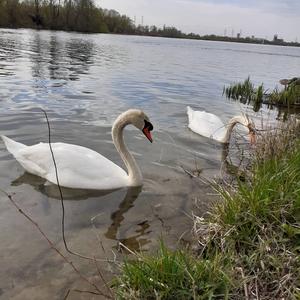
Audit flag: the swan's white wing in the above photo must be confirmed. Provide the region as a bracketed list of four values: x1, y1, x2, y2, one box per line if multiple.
[17, 142, 128, 190]
[187, 107, 226, 142]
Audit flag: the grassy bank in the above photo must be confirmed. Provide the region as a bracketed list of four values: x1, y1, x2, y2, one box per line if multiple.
[113, 119, 300, 299]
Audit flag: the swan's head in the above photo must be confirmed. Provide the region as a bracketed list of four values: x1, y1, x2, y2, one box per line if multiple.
[240, 113, 256, 144]
[230, 114, 256, 144]
[119, 109, 154, 143]
[248, 123, 256, 145]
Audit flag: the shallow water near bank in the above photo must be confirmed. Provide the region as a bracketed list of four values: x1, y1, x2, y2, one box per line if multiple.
[0, 28, 299, 299]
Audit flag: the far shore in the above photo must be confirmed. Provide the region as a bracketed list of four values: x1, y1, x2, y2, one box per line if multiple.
[1, 25, 300, 49]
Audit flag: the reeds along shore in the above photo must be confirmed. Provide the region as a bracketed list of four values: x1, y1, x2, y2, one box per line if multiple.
[223, 77, 300, 112]
[114, 118, 300, 299]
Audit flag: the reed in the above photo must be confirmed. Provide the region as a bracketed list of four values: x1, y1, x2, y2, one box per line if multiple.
[223, 77, 300, 110]
[268, 85, 300, 107]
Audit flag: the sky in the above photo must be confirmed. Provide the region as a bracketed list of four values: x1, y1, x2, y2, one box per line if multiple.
[97, 0, 300, 42]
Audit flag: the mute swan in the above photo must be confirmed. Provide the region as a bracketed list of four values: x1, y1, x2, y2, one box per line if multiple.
[1, 109, 154, 190]
[187, 106, 255, 144]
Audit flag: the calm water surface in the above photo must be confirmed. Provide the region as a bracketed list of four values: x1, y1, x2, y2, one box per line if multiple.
[0, 28, 299, 299]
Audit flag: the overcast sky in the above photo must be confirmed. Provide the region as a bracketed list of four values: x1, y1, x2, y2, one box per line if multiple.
[97, 0, 300, 42]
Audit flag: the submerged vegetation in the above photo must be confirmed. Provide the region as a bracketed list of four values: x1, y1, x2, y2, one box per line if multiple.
[223, 77, 300, 112]
[114, 119, 300, 299]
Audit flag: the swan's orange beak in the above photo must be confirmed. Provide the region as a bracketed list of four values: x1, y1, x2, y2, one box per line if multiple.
[143, 127, 153, 143]
[142, 120, 153, 143]
[248, 125, 256, 145]
[249, 131, 256, 145]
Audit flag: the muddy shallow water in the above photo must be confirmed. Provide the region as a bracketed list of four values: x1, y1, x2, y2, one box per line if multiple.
[0, 29, 299, 299]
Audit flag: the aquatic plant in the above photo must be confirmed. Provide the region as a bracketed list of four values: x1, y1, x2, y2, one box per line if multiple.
[223, 77, 256, 103]
[223, 77, 300, 111]
[268, 85, 300, 107]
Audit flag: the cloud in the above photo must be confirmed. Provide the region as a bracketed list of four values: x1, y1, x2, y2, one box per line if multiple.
[97, 0, 300, 41]
[186, 0, 300, 16]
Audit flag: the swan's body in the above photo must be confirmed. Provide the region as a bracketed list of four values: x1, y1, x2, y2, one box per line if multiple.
[187, 106, 254, 144]
[1, 109, 153, 190]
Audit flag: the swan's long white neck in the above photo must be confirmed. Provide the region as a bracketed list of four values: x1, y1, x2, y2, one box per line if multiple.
[222, 115, 247, 144]
[112, 113, 143, 186]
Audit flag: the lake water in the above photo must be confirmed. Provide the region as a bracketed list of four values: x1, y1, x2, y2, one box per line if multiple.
[0, 28, 299, 299]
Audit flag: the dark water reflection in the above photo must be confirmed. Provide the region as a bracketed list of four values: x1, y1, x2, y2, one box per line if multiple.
[0, 28, 299, 299]
[105, 186, 143, 241]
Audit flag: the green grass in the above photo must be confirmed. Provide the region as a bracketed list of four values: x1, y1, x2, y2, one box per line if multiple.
[113, 243, 232, 299]
[268, 85, 300, 107]
[223, 77, 300, 111]
[199, 120, 300, 298]
[223, 77, 264, 111]
[113, 120, 300, 299]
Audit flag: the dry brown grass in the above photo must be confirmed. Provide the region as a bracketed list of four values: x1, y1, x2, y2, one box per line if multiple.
[254, 117, 300, 162]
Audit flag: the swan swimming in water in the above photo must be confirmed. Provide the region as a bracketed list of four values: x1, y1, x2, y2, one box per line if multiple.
[187, 106, 255, 144]
[1, 109, 154, 190]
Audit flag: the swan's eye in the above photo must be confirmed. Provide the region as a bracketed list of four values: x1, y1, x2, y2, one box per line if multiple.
[144, 120, 153, 131]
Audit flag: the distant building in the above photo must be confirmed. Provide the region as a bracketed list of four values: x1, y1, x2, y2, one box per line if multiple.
[273, 34, 284, 43]
[237, 33, 241, 39]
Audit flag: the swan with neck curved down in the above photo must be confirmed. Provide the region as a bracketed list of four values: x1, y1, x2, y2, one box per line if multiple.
[187, 106, 255, 144]
[1, 109, 154, 190]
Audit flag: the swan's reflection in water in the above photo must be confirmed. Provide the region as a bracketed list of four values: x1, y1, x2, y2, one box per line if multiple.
[104, 186, 151, 251]
[11, 173, 150, 251]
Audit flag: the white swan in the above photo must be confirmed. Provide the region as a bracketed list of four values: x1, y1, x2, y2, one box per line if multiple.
[1, 109, 154, 190]
[187, 106, 255, 144]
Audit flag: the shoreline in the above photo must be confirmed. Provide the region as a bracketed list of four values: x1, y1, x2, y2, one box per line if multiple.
[114, 118, 300, 299]
[1, 26, 300, 48]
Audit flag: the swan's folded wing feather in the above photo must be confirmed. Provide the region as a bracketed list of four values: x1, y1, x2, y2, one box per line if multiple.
[18, 142, 128, 190]
[188, 110, 226, 142]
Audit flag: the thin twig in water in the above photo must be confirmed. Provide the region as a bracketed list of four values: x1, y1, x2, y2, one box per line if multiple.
[180, 165, 197, 178]
[1, 190, 110, 299]
[41, 109, 115, 263]
[73, 289, 104, 296]
[41, 109, 68, 252]
[63, 289, 71, 300]
[118, 241, 138, 256]
[90, 213, 108, 255]
[94, 257, 114, 298]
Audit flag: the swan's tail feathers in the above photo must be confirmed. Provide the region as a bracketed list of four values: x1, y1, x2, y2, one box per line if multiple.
[187, 106, 194, 121]
[187, 106, 193, 114]
[1, 135, 26, 155]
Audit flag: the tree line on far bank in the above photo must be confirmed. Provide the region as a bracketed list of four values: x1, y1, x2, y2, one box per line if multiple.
[0, 0, 299, 47]
[0, 0, 181, 36]
[0, 0, 134, 33]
